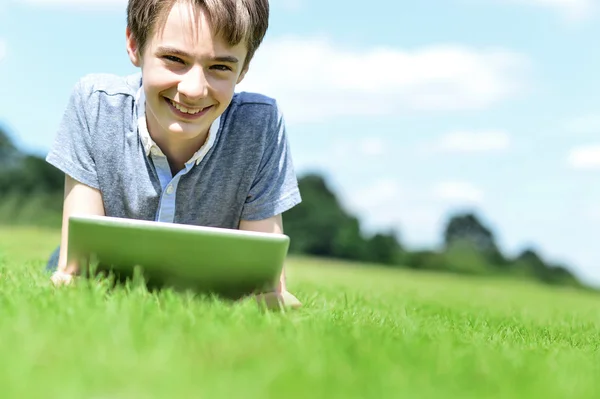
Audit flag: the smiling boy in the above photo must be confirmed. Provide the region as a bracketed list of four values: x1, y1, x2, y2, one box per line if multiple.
[45, 0, 302, 308]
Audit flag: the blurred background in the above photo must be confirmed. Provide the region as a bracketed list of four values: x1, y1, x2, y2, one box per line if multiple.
[1, 0, 599, 289]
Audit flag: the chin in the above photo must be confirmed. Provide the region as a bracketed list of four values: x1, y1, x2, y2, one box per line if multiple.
[167, 124, 207, 138]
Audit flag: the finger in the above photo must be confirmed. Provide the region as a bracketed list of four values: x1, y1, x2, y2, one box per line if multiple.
[280, 291, 303, 309]
[51, 271, 74, 286]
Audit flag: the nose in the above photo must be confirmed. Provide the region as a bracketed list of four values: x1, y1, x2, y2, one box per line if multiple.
[178, 66, 209, 102]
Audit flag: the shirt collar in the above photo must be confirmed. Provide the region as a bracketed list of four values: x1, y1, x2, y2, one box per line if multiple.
[135, 87, 220, 166]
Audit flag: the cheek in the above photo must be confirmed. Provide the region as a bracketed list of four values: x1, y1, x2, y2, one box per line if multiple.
[144, 62, 178, 87]
[209, 78, 238, 100]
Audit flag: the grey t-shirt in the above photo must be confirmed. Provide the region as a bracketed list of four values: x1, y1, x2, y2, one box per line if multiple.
[46, 72, 302, 230]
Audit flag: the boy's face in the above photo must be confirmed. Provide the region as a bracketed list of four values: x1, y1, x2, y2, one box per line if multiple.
[126, 1, 249, 144]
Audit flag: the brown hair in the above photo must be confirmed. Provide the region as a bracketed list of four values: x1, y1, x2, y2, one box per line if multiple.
[127, 0, 269, 70]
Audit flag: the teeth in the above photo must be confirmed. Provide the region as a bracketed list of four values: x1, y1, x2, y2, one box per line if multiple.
[170, 99, 203, 115]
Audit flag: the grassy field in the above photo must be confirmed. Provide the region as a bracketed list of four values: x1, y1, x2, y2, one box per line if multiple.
[1, 226, 599, 399]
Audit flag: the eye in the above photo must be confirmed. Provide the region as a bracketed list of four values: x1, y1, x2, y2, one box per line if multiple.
[211, 64, 232, 72]
[163, 55, 185, 64]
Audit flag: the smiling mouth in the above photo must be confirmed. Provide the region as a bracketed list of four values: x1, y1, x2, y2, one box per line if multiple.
[165, 97, 213, 118]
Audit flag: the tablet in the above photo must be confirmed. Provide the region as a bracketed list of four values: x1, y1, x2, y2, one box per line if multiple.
[67, 215, 290, 298]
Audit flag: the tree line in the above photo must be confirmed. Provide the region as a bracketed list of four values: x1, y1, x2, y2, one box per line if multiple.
[283, 174, 581, 288]
[0, 124, 584, 289]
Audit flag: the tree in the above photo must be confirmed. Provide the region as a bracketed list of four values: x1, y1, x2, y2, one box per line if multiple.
[0, 124, 20, 168]
[331, 216, 370, 261]
[0, 125, 64, 226]
[283, 173, 404, 265]
[442, 238, 491, 275]
[443, 212, 505, 265]
[284, 173, 351, 256]
[404, 250, 447, 271]
[364, 230, 403, 265]
[0, 124, 15, 151]
[18, 155, 64, 194]
[513, 248, 580, 286]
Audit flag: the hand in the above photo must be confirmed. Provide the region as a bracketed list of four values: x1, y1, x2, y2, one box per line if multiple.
[253, 290, 303, 311]
[50, 270, 76, 286]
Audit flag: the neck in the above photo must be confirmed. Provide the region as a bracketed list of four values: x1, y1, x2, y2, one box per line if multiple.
[145, 111, 211, 175]
[153, 132, 208, 175]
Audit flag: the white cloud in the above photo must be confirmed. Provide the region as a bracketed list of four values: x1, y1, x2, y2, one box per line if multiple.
[16, 0, 301, 9]
[360, 137, 386, 157]
[342, 178, 484, 247]
[343, 179, 440, 238]
[292, 136, 390, 179]
[432, 181, 485, 204]
[349, 179, 404, 213]
[238, 37, 530, 123]
[278, 0, 302, 11]
[567, 114, 600, 134]
[502, 0, 595, 21]
[434, 130, 511, 153]
[319, 137, 389, 160]
[583, 206, 600, 221]
[17, 0, 125, 8]
[567, 144, 600, 169]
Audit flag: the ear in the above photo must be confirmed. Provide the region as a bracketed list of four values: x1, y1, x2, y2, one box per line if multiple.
[126, 27, 142, 67]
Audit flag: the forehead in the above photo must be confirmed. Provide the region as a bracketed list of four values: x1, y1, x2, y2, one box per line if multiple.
[152, 1, 247, 55]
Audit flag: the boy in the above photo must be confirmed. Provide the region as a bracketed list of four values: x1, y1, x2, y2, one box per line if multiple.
[45, 0, 303, 309]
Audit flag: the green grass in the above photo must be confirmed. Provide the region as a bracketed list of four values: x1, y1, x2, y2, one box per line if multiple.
[1, 226, 599, 398]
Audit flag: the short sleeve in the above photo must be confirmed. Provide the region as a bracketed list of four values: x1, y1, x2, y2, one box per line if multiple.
[240, 102, 302, 221]
[45, 78, 99, 189]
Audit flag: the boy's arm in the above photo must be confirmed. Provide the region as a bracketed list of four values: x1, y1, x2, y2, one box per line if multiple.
[239, 215, 301, 309]
[239, 214, 287, 291]
[51, 175, 105, 284]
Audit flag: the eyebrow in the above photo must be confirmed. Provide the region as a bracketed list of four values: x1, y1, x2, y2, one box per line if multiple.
[156, 46, 239, 63]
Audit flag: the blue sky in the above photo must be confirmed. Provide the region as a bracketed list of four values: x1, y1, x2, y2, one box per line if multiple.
[2, 0, 600, 285]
